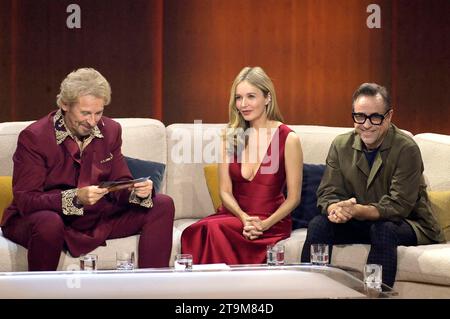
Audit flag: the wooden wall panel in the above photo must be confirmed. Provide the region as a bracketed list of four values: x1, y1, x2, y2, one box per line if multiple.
[163, 0, 392, 128]
[0, 0, 163, 122]
[1, 0, 448, 135]
[0, 0, 14, 122]
[394, 0, 450, 135]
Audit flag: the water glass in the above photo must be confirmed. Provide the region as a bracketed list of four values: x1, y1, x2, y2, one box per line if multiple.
[116, 251, 135, 270]
[174, 253, 193, 270]
[266, 244, 285, 266]
[310, 243, 329, 265]
[79, 254, 98, 271]
[364, 264, 383, 289]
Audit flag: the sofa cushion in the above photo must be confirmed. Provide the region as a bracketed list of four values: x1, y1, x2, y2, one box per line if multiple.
[414, 133, 450, 191]
[124, 157, 165, 193]
[204, 164, 221, 211]
[396, 244, 450, 286]
[428, 190, 450, 241]
[0, 176, 13, 221]
[287, 164, 326, 229]
[165, 123, 224, 219]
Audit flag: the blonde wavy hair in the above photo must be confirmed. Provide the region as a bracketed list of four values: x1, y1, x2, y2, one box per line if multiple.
[225, 66, 283, 152]
[56, 68, 111, 107]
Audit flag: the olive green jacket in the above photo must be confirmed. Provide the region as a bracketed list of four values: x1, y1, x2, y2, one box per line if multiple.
[317, 124, 445, 244]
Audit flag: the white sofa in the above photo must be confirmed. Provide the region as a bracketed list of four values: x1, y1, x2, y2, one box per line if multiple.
[0, 118, 449, 298]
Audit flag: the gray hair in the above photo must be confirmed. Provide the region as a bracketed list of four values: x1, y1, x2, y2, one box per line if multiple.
[352, 83, 391, 111]
[56, 68, 111, 107]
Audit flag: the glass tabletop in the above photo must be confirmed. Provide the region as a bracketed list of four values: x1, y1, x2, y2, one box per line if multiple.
[0, 262, 397, 299]
[224, 263, 397, 298]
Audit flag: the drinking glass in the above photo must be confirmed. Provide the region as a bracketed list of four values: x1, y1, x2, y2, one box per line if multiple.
[364, 264, 383, 290]
[174, 253, 193, 270]
[116, 251, 135, 270]
[310, 244, 329, 265]
[79, 254, 98, 271]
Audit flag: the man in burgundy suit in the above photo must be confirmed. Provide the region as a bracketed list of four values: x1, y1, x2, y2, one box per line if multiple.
[1, 68, 175, 271]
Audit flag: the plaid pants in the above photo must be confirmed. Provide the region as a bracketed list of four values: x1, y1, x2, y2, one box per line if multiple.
[300, 214, 417, 287]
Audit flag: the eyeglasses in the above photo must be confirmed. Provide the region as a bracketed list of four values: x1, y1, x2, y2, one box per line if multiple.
[352, 110, 391, 125]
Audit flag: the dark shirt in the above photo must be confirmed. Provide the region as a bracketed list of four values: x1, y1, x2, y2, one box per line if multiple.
[363, 147, 380, 168]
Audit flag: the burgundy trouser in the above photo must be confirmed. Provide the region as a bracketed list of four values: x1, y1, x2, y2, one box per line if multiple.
[2, 194, 175, 271]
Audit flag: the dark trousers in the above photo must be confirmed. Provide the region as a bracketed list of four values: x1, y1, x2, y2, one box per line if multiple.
[300, 214, 417, 287]
[2, 194, 175, 271]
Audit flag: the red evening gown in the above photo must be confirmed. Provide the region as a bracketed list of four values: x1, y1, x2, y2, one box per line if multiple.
[181, 124, 293, 265]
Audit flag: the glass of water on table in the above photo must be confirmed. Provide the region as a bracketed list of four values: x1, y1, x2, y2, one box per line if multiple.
[174, 254, 193, 270]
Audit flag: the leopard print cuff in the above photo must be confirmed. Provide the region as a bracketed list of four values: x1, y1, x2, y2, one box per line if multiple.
[61, 189, 84, 216]
[129, 191, 153, 208]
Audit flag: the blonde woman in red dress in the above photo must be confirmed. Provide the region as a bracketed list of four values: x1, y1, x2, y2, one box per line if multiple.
[181, 66, 303, 264]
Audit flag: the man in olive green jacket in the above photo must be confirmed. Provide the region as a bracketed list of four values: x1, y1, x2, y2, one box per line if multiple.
[300, 83, 445, 288]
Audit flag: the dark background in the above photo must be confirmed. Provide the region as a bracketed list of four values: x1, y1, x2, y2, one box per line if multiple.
[1, 0, 449, 134]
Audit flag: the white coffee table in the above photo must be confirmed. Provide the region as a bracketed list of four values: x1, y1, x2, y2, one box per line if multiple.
[0, 264, 395, 299]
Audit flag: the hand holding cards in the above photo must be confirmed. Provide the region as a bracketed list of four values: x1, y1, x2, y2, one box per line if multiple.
[98, 176, 150, 192]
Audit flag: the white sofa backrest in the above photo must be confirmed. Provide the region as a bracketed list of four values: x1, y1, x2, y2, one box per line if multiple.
[288, 125, 354, 164]
[165, 123, 225, 220]
[0, 121, 34, 176]
[414, 133, 450, 191]
[114, 118, 168, 193]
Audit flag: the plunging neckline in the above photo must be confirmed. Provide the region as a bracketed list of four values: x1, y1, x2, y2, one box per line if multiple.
[239, 124, 283, 182]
